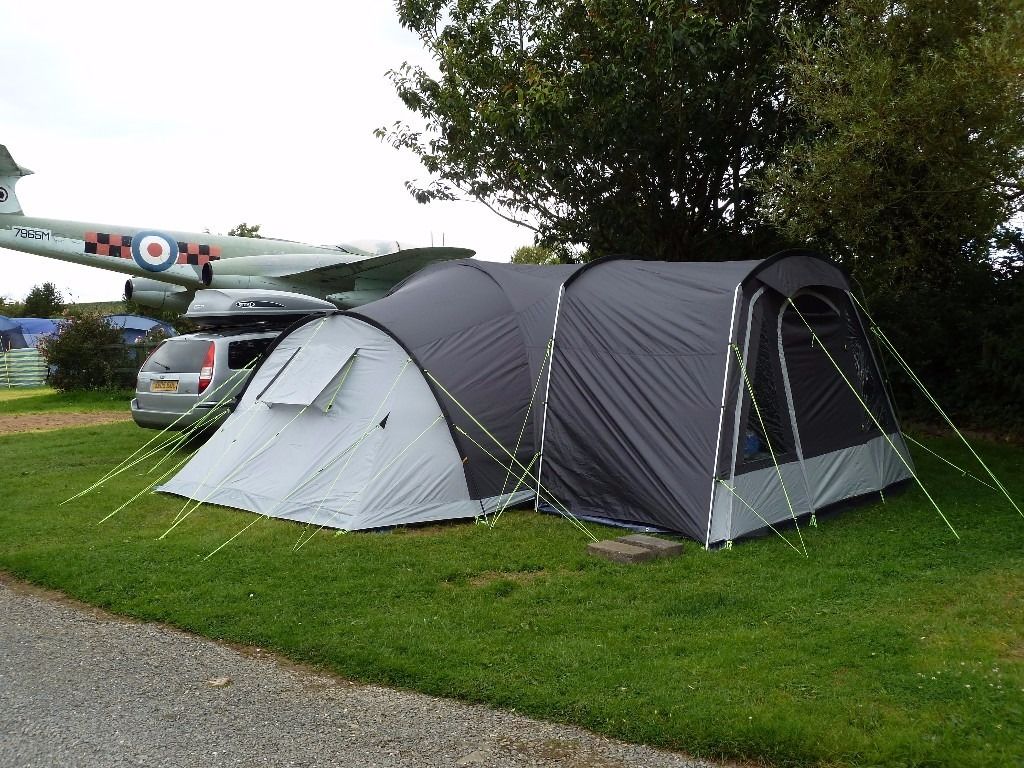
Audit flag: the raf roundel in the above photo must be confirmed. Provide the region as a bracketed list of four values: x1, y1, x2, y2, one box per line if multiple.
[0, 187, 8, 203]
[131, 231, 179, 272]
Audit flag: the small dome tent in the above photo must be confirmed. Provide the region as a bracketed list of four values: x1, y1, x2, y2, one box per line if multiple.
[161, 252, 912, 547]
[0, 316, 28, 350]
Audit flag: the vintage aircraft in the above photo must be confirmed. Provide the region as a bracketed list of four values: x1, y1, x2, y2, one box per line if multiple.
[0, 144, 474, 312]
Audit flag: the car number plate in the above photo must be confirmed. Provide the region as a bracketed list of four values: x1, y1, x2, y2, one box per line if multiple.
[151, 380, 179, 393]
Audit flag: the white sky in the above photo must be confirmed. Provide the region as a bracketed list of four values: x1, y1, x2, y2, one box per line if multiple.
[0, 2, 533, 303]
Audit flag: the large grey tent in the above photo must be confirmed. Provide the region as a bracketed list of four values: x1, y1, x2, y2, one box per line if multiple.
[162, 251, 912, 547]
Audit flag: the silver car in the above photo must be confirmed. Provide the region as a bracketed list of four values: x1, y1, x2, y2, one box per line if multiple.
[131, 329, 279, 430]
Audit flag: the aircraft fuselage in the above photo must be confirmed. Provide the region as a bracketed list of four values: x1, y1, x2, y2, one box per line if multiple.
[0, 213, 343, 290]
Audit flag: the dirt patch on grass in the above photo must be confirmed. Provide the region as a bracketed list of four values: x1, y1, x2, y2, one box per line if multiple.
[0, 411, 131, 435]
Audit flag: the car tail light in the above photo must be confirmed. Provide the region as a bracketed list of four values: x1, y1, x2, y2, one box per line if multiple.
[198, 341, 215, 394]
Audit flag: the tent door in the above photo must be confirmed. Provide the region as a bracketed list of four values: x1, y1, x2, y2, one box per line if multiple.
[779, 291, 884, 503]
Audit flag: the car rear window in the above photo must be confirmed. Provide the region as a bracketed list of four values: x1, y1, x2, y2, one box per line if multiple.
[228, 337, 274, 370]
[141, 339, 210, 373]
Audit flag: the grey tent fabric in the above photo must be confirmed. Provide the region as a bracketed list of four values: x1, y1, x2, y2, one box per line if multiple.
[353, 261, 584, 499]
[538, 260, 755, 538]
[162, 252, 912, 545]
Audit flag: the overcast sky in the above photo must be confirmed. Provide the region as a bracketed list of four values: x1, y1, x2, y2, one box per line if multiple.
[0, 2, 533, 303]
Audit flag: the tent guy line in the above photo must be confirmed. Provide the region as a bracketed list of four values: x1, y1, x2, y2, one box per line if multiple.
[715, 479, 805, 556]
[851, 294, 1023, 518]
[76, 363, 255, 508]
[99, 447, 201, 526]
[451, 425, 598, 543]
[162, 404, 313, 539]
[786, 298, 959, 540]
[423, 370, 599, 542]
[900, 434, 998, 492]
[208, 356, 415, 556]
[499, 338, 553, 507]
[291, 415, 446, 554]
[166, 318, 338, 529]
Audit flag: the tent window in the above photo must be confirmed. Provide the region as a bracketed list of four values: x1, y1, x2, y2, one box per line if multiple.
[743, 318, 790, 463]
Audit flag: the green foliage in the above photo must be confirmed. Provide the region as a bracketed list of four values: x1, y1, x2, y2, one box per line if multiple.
[21, 282, 64, 318]
[39, 311, 131, 392]
[511, 245, 559, 265]
[227, 222, 263, 238]
[0, 297, 24, 317]
[762, 0, 1024, 287]
[0, 412, 1022, 766]
[760, 0, 1024, 428]
[380, 0, 827, 261]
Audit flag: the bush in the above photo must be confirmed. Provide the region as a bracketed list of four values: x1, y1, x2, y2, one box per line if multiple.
[39, 311, 131, 391]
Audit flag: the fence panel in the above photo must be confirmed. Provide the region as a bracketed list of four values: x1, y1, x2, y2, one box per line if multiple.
[0, 348, 49, 388]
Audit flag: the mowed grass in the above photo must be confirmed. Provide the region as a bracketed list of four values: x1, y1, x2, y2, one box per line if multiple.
[0, 386, 134, 412]
[0, 390, 1022, 767]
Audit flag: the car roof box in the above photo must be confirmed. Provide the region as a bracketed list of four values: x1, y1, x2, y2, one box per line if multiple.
[186, 289, 336, 328]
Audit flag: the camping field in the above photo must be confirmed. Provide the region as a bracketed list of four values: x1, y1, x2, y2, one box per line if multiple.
[0, 388, 1022, 767]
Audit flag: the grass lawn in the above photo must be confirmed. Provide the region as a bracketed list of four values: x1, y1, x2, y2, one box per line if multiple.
[0, 386, 133, 412]
[0, 389, 1021, 767]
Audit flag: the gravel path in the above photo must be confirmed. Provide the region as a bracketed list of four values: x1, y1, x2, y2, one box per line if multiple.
[0, 578, 721, 768]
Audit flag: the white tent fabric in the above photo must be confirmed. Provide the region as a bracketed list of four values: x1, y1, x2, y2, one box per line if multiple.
[163, 315, 528, 530]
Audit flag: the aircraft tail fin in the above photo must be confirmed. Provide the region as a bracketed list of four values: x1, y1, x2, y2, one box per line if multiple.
[0, 145, 33, 215]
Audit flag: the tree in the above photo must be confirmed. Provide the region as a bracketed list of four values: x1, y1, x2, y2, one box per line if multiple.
[380, 0, 827, 262]
[227, 222, 263, 238]
[511, 245, 559, 265]
[760, 0, 1024, 296]
[39, 310, 129, 391]
[21, 282, 64, 317]
[0, 296, 24, 317]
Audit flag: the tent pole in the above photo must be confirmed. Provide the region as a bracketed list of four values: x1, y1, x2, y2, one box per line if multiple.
[705, 283, 741, 550]
[845, 291, 897, 494]
[498, 340, 552, 503]
[2, 341, 11, 389]
[534, 283, 566, 513]
[777, 301, 816, 525]
[731, 343, 808, 557]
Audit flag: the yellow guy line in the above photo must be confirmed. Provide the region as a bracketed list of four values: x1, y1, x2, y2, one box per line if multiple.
[788, 298, 959, 540]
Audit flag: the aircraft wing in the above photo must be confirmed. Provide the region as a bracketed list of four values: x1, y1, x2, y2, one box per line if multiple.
[284, 246, 475, 293]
